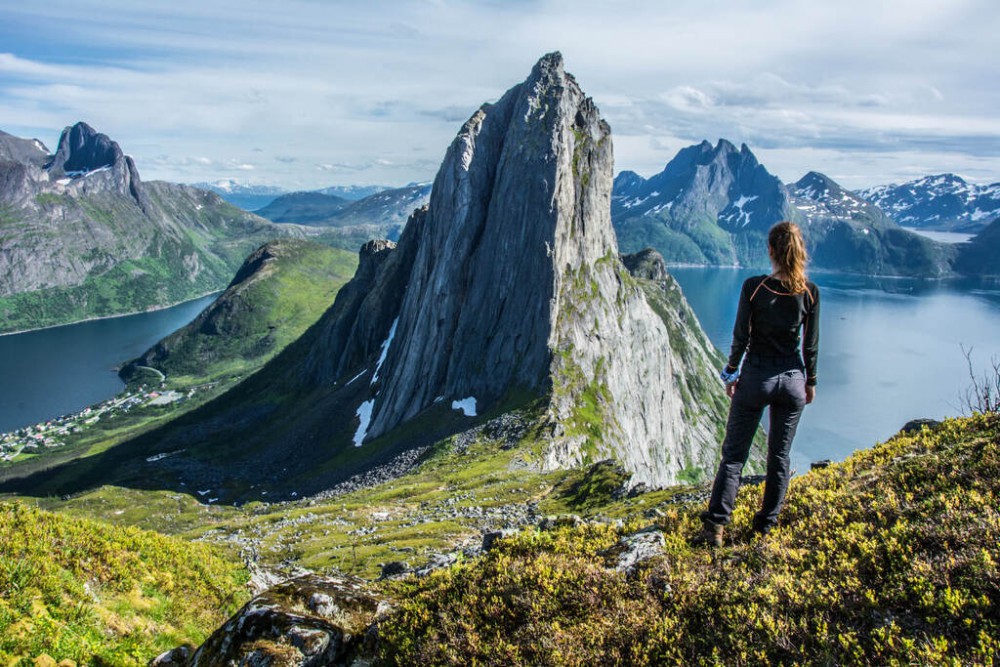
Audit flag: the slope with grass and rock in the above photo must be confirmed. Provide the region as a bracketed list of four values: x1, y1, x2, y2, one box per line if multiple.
[0, 500, 248, 666]
[0, 122, 298, 333]
[119, 238, 358, 388]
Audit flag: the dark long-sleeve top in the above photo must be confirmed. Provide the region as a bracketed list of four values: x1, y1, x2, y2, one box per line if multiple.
[725, 275, 820, 386]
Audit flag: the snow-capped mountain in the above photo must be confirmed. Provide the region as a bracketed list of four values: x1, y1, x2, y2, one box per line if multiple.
[612, 139, 789, 266]
[790, 171, 892, 227]
[858, 174, 1000, 233]
[315, 184, 389, 201]
[610, 143, 958, 277]
[789, 171, 954, 277]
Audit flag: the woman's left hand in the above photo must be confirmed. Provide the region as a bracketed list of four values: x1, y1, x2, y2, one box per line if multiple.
[726, 381, 738, 399]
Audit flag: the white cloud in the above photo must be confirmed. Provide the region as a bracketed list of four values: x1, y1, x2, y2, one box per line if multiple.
[0, 0, 996, 189]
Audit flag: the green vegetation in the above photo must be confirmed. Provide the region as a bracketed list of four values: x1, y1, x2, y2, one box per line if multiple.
[0, 501, 248, 665]
[0, 240, 355, 483]
[616, 213, 742, 267]
[378, 413, 1000, 665]
[13, 385, 996, 664]
[124, 239, 358, 387]
[1, 184, 292, 334]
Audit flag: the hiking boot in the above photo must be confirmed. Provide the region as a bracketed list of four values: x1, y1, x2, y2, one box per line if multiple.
[692, 521, 724, 548]
[752, 517, 775, 537]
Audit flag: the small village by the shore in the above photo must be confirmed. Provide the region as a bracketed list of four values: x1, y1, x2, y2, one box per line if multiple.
[0, 387, 189, 462]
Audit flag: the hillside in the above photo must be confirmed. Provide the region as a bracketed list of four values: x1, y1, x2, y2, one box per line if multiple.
[379, 412, 1000, 665]
[955, 217, 1000, 277]
[254, 190, 351, 224]
[0, 500, 247, 665]
[789, 171, 955, 277]
[32, 402, 996, 664]
[120, 238, 357, 386]
[0, 122, 297, 333]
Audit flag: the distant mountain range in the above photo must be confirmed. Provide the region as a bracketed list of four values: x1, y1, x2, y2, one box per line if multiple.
[0, 123, 296, 333]
[196, 181, 394, 213]
[256, 183, 432, 250]
[858, 174, 1000, 233]
[192, 180, 288, 212]
[611, 140, 997, 278]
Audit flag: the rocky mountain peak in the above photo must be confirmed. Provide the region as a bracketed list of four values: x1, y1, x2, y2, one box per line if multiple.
[46, 121, 121, 177]
[612, 170, 646, 198]
[290, 53, 728, 486]
[620, 137, 788, 239]
[794, 171, 843, 198]
[42, 121, 148, 209]
[0, 129, 49, 167]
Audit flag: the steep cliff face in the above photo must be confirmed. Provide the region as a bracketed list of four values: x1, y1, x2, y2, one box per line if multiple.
[299, 53, 726, 486]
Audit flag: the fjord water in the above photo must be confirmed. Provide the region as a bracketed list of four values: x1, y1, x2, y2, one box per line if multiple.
[2, 272, 999, 475]
[671, 268, 1000, 472]
[0, 294, 218, 434]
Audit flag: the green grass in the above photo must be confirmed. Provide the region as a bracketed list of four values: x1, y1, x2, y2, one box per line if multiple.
[124, 239, 357, 387]
[377, 413, 1000, 666]
[0, 501, 248, 666]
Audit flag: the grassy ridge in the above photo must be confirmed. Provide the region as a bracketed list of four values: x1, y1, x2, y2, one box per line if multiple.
[379, 413, 1000, 665]
[0, 501, 248, 665]
[127, 239, 358, 386]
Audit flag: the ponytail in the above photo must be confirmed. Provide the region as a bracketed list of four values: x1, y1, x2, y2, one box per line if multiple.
[768, 221, 808, 294]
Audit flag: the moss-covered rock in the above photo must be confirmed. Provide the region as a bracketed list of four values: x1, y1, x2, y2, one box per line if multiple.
[189, 574, 385, 667]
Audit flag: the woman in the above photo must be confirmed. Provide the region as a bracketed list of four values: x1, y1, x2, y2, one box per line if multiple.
[695, 221, 820, 547]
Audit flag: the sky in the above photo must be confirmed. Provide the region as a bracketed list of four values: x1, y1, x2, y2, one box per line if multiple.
[1, 0, 997, 191]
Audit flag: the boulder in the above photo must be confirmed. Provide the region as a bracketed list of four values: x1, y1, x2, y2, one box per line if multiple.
[189, 574, 385, 667]
[601, 527, 665, 574]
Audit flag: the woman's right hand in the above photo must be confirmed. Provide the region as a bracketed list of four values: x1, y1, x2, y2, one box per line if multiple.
[726, 382, 738, 399]
[805, 385, 815, 404]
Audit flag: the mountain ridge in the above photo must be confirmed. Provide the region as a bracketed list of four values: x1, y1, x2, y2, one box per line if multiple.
[611, 142, 956, 277]
[858, 173, 1000, 233]
[0, 122, 297, 333]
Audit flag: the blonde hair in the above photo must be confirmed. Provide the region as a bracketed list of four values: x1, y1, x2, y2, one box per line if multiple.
[768, 221, 809, 294]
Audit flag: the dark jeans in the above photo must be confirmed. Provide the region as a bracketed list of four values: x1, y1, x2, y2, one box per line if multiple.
[701, 354, 807, 531]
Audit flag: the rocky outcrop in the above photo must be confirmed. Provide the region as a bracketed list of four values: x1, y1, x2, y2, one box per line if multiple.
[187, 574, 385, 666]
[0, 130, 49, 167]
[293, 52, 728, 486]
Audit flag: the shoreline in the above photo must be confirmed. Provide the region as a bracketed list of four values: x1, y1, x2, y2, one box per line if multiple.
[0, 290, 223, 338]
